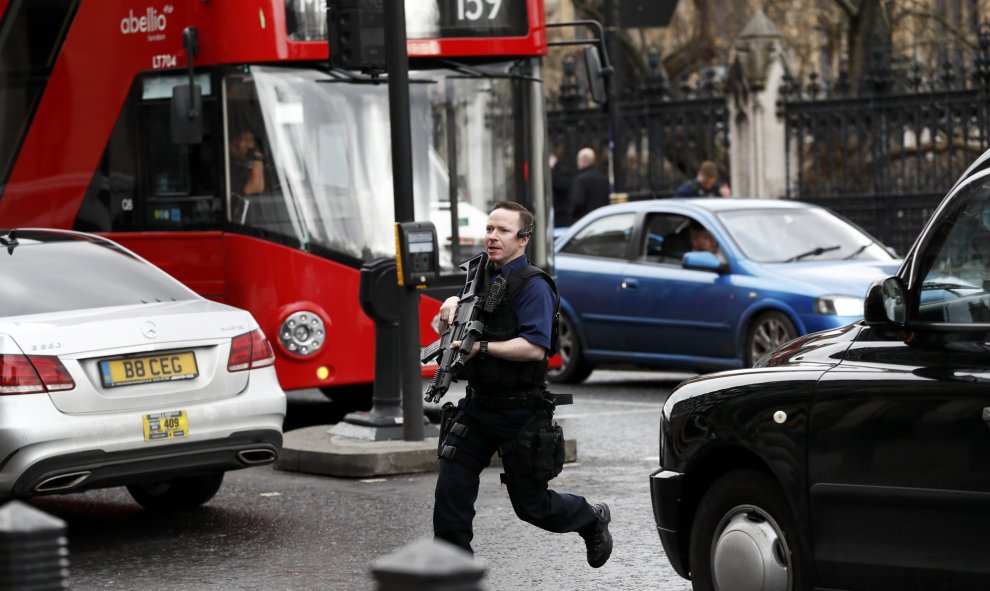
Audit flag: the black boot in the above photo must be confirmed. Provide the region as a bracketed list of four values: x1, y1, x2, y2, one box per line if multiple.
[580, 502, 612, 568]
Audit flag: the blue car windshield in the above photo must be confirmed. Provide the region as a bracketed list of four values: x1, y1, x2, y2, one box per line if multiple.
[717, 208, 893, 263]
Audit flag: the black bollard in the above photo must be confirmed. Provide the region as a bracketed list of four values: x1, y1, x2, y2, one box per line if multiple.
[371, 537, 487, 591]
[0, 501, 70, 590]
[329, 257, 438, 441]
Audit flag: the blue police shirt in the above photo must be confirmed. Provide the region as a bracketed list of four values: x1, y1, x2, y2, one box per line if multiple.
[493, 256, 553, 353]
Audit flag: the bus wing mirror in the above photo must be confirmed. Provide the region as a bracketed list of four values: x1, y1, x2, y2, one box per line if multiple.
[172, 26, 202, 144]
[584, 46, 606, 105]
[170, 83, 203, 145]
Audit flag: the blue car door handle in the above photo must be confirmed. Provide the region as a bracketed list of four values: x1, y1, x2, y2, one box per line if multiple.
[621, 278, 638, 290]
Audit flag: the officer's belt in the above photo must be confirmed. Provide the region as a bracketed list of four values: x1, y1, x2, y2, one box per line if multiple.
[466, 386, 573, 409]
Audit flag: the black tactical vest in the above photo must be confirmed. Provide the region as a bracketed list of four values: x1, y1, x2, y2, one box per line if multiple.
[462, 264, 557, 393]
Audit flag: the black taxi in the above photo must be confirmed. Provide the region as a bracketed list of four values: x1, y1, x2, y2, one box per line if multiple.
[650, 149, 990, 590]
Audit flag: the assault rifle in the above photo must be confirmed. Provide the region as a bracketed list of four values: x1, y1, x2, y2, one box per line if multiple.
[422, 252, 506, 403]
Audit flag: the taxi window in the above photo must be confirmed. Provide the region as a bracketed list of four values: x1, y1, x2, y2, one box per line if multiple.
[916, 180, 990, 323]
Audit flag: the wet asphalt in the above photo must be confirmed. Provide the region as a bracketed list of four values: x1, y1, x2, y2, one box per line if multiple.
[29, 370, 695, 591]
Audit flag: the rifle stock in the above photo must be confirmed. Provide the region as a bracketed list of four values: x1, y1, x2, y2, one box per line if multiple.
[424, 253, 500, 403]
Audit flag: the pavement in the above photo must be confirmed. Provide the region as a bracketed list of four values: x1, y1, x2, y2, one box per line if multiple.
[275, 380, 578, 478]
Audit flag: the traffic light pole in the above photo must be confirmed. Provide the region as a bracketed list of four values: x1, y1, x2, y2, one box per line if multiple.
[384, 0, 425, 441]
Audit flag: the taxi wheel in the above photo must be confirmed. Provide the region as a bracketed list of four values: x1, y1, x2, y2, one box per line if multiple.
[127, 472, 225, 511]
[548, 312, 592, 384]
[688, 470, 810, 591]
[745, 311, 797, 366]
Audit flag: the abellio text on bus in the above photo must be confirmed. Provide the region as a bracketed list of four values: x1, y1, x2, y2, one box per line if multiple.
[0, 0, 553, 398]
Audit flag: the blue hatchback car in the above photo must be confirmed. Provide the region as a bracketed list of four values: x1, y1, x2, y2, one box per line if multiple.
[549, 198, 901, 382]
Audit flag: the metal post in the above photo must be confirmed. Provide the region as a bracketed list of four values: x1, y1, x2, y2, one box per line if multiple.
[559, 55, 581, 167]
[0, 501, 70, 590]
[383, 0, 424, 441]
[603, 0, 622, 193]
[371, 538, 486, 591]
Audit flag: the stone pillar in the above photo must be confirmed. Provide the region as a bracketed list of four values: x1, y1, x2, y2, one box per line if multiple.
[727, 10, 793, 198]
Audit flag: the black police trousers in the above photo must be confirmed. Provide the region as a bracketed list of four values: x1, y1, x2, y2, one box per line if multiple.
[433, 397, 597, 555]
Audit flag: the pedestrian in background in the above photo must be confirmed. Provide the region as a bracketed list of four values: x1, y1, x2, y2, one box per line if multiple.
[550, 153, 574, 228]
[433, 201, 613, 568]
[674, 160, 732, 197]
[569, 147, 610, 222]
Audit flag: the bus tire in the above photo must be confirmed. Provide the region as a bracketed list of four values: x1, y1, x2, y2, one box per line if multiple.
[320, 384, 373, 412]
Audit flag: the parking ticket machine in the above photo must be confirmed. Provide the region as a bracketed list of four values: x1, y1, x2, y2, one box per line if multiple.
[395, 221, 439, 288]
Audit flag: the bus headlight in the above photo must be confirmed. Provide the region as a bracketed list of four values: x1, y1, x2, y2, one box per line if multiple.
[279, 311, 326, 356]
[815, 295, 863, 316]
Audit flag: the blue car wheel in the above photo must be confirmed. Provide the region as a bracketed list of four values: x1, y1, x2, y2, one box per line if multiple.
[548, 312, 593, 384]
[745, 311, 797, 366]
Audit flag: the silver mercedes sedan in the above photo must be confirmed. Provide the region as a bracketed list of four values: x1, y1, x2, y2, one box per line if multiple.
[0, 229, 286, 510]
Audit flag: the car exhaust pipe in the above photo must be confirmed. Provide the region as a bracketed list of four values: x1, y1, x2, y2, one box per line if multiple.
[34, 471, 92, 493]
[237, 448, 277, 465]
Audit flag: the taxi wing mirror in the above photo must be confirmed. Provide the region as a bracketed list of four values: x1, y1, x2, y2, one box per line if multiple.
[864, 276, 907, 326]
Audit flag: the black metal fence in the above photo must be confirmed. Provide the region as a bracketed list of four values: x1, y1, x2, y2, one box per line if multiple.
[547, 26, 990, 256]
[547, 53, 729, 199]
[779, 26, 990, 254]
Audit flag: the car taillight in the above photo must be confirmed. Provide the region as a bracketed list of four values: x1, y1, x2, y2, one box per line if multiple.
[227, 329, 275, 372]
[29, 356, 76, 391]
[249, 329, 275, 368]
[0, 354, 75, 395]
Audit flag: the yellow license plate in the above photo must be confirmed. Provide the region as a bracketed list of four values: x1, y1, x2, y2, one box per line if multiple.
[99, 351, 198, 388]
[143, 410, 189, 441]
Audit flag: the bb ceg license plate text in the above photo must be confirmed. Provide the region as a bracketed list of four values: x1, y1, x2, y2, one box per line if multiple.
[99, 351, 198, 388]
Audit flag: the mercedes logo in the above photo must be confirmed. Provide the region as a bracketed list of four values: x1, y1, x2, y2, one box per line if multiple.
[141, 321, 159, 339]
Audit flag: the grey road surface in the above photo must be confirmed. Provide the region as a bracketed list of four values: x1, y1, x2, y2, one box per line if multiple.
[29, 370, 695, 591]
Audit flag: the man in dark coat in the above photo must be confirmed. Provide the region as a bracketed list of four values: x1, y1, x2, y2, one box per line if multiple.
[550, 153, 574, 228]
[568, 147, 610, 222]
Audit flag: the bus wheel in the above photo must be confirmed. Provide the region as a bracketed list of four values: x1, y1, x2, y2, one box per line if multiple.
[127, 472, 224, 511]
[548, 313, 592, 384]
[320, 384, 373, 412]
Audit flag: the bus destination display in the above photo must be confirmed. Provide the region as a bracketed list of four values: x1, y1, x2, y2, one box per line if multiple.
[407, 0, 528, 39]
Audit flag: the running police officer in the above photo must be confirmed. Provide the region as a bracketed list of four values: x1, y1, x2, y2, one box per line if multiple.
[433, 201, 612, 568]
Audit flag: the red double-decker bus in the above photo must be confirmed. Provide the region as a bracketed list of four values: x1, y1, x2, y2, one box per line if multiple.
[0, 0, 554, 397]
